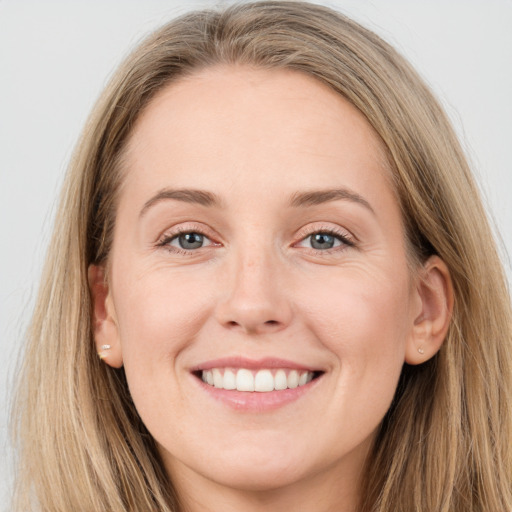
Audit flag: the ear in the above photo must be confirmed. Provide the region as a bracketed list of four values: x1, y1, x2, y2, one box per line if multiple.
[88, 264, 123, 368]
[405, 255, 454, 365]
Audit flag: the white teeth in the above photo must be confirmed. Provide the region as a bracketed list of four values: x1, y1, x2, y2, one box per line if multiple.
[274, 369, 288, 390]
[287, 370, 299, 388]
[200, 368, 316, 392]
[213, 368, 223, 388]
[236, 369, 254, 391]
[223, 369, 236, 390]
[254, 370, 274, 392]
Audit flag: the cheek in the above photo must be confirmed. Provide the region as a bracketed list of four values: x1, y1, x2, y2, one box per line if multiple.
[300, 264, 412, 386]
[308, 268, 410, 340]
[111, 270, 221, 429]
[112, 269, 216, 381]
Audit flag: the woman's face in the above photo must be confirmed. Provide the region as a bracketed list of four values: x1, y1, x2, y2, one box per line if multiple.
[95, 66, 429, 500]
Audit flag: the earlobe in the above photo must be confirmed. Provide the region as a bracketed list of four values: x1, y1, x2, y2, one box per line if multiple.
[405, 256, 454, 365]
[88, 264, 123, 368]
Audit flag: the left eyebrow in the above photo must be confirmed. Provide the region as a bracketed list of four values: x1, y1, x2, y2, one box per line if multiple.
[139, 187, 221, 218]
[289, 188, 375, 215]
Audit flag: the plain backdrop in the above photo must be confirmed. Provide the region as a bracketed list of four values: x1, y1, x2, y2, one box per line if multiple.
[1, 0, 511, 507]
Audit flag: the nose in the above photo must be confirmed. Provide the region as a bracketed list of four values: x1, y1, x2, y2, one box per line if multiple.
[215, 250, 293, 335]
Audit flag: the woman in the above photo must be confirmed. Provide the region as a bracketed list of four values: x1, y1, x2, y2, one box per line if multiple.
[12, 1, 512, 511]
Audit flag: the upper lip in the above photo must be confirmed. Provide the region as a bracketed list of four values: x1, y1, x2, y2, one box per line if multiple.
[190, 356, 322, 373]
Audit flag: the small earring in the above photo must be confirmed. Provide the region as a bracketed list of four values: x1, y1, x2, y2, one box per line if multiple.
[98, 344, 111, 360]
[418, 347, 425, 354]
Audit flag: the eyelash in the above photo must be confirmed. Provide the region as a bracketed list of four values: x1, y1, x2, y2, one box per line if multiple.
[156, 225, 216, 255]
[294, 226, 355, 254]
[156, 225, 355, 255]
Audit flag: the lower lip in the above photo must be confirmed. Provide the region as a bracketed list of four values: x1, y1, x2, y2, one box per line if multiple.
[194, 375, 321, 412]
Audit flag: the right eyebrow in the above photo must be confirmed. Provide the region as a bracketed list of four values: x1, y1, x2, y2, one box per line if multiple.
[289, 188, 375, 215]
[139, 188, 221, 218]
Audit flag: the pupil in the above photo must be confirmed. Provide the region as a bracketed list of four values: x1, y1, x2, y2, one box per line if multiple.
[179, 232, 204, 249]
[311, 233, 334, 250]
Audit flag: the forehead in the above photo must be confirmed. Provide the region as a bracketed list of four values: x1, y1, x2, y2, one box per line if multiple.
[121, 65, 395, 212]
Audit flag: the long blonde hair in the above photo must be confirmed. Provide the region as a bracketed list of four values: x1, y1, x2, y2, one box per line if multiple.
[12, 2, 512, 510]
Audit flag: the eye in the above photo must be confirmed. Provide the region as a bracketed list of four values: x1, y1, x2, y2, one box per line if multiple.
[296, 230, 354, 251]
[171, 232, 209, 250]
[165, 231, 213, 251]
[310, 233, 339, 250]
[307, 232, 340, 250]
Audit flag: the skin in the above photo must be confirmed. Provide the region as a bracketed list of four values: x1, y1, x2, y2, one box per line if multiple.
[90, 66, 452, 512]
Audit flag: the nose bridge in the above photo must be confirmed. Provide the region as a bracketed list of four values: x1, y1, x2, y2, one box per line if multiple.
[237, 248, 276, 301]
[216, 239, 292, 334]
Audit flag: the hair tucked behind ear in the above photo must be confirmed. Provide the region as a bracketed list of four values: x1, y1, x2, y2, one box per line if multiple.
[12, 2, 512, 511]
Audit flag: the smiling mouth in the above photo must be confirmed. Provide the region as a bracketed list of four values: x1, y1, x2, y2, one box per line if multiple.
[195, 368, 323, 392]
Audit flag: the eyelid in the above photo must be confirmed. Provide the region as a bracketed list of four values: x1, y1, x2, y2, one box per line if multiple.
[293, 224, 356, 250]
[154, 221, 355, 254]
[155, 222, 221, 250]
[295, 223, 355, 241]
[167, 232, 214, 249]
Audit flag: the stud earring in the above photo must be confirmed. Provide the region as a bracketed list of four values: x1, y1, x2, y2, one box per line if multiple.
[98, 344, 112, 360]
[418, 347, 425, 354]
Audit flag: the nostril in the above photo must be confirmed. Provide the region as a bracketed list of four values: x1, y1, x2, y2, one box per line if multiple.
[223, 318, 282, 333]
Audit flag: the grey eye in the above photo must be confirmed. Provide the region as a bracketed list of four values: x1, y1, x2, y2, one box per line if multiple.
[296, 231, 346, 251]
[172, 232, 206, 250]
[309, 233, 337, 250]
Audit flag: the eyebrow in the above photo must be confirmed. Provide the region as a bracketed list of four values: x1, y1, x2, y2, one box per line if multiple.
[139, 188, 221, 217]
[289, 188, 375, 214]
[139, 186, 374, 217]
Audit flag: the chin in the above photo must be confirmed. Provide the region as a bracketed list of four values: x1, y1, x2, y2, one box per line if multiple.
[162, 436, 316, 492]
[201, 458, 309, 492]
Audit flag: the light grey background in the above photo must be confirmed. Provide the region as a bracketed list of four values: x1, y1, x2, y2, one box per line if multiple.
[1, 0, 511, 506]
